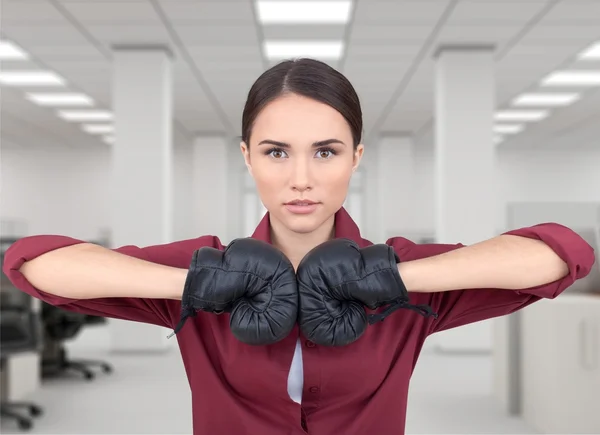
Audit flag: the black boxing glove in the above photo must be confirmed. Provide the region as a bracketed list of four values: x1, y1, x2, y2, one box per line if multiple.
[169, 238, 298, 346]
[296, 238, 437, 347]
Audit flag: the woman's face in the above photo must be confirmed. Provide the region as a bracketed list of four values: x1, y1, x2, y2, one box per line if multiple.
[241, 93, 364, 234]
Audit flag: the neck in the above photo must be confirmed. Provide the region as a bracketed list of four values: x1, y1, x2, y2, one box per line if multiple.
[270, 215, 336, 269]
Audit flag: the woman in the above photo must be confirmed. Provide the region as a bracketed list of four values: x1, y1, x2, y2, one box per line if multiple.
[3, 58, 595, 435]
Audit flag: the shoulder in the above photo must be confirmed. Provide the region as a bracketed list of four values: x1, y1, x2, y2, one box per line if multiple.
[141, 235, 225, 268]
[385, 236, 465, 261]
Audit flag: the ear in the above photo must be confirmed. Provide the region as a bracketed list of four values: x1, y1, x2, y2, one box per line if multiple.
[240, 141, 253, 176]
[352, 144, 365, 172]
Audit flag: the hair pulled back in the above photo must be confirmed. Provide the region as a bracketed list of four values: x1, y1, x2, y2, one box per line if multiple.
[241, 58, 363, 148]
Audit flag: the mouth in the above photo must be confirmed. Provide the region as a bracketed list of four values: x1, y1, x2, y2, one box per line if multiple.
[284, 200, 320, 215]
[285, 200, 318, 206]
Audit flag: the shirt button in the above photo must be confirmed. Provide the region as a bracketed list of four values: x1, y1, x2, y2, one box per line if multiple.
[309, 386, 320, 394]
[305, 341, 316, 348]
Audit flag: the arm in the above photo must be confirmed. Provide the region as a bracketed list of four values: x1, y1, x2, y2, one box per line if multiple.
[19, 242, 186, 300]
[3, 234, 220, 329]
[399, 234, 570, 293]
[389, 223, 595, 334]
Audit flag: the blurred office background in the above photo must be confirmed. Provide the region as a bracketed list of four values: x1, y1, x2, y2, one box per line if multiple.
[1, 0, 599, 433]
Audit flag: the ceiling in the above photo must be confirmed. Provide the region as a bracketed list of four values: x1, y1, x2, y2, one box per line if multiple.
[1, 0, 599, 151]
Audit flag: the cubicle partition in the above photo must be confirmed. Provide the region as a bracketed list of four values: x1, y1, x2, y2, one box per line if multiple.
[500, 201, 600, 433]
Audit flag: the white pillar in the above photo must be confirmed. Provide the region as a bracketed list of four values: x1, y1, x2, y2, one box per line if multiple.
[192, 135, 230, 243]
[432, 45, 496, 354]
[375, 135, 416, 242]
[109, 46, 174, 353]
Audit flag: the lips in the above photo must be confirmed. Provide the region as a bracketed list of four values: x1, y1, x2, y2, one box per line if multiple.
[284, 200, 320, 215]
[286, 200, 317, 206]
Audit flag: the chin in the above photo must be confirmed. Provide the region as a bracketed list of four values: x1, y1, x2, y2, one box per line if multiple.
[276, 208, 336, 235]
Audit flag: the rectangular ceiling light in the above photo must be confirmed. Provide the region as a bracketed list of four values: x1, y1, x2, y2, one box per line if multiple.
[541, 71, 600, 86]
[494, 110, 549, 121]
[493, 124, 524, 134]
[511, 92, 581, 107]
[256, 1, 352, 24]
[82, 124, 114, 134]
[26, 93, 94, 106]
[58, 110, 113, 121]
[0, 71, 65, 86]
[264, 41, 344, 60]
[578, 41, 600, 60]
[0, 41, 29, 60]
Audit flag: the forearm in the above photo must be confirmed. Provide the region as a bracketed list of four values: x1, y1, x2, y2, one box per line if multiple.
[19, 243, 187, 300]
[398, 235, 569, 293]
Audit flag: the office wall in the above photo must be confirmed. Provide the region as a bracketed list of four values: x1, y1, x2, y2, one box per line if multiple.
[1, 143, 195, 243]
[399, 143, 600, 237]
[2, 142, 599, 244]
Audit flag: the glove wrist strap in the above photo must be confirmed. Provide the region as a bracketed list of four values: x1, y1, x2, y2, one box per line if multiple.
[367, 300, 439, 324]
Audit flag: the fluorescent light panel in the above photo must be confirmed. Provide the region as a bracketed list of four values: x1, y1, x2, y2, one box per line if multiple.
[256, 1, 352, 24]
[26, 93, 94, 106]
[494, 110, 549, 121]
[58, 110, 113, 121]
[0, 71, 65, 86]
[512, 92, 580, 107]
[0, 41, 29, 60]
[541, 71, 600, 86]
[493, 124, 524, 134]
[82, 124, 114, 134]
[578, 41, 600, 60]
[264, 41, 344, 60]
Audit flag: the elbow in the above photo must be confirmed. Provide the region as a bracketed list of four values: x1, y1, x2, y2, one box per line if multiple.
[541, 222, 596, 280]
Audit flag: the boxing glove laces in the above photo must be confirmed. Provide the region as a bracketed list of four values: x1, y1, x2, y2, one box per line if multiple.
[296, 238, 438, 347]
[168, 238, 299, 346]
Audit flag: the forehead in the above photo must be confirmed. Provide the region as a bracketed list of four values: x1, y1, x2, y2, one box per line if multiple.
[251, 94, 352, 144]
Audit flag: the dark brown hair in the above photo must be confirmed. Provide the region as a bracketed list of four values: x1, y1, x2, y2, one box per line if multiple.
[241, 58, 363, 149]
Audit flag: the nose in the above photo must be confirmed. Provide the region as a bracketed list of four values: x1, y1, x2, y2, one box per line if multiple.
[290, 156, 312, 192]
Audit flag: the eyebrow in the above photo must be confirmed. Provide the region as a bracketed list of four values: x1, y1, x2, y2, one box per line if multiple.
[257, 139, 346, 148]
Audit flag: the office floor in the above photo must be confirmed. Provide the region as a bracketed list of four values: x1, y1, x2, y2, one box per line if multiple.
[1, 339, 537, 434]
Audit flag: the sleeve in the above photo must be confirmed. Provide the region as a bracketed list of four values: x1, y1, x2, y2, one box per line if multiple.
[395, 223, 596, 335]
[2, 235, 190, 330]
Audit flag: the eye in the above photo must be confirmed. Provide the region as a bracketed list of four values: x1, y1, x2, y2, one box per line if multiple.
[266, 148, 288, 159]
[315, 147, 336, 159]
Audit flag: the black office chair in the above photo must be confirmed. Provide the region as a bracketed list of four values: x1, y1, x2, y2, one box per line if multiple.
[0, 298, 45, 431]
[40, 303, 113, 381]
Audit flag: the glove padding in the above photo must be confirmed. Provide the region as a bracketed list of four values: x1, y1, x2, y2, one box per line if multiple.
[296, 238, 437, 347]
[170, 238, 298, 346]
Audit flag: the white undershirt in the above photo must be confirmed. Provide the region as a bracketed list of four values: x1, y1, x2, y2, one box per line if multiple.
[286, 338, 304, 404]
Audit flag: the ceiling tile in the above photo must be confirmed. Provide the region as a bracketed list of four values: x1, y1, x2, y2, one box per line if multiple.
[86, 24, 173, 46]
[187, 45, 262, 61]
[350, 25, 434, 43]
[25, 45, 107, 60]
[60, 1, 161, 23]
[447, 1, 549, 24]
[1, 0, 66, 23]
[435, 24, 523, 46]
[174, 24, 259, 45]
[352, 1, 452, 25]
[3, 25, 94, 46]
[344, 43, 422, 59]
[542, 0, 600, 24]
[160, 1, 255, 22]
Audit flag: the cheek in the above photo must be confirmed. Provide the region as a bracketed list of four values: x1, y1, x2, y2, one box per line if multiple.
[318, 164, 353, 198]
[252, 164, 281, 202]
